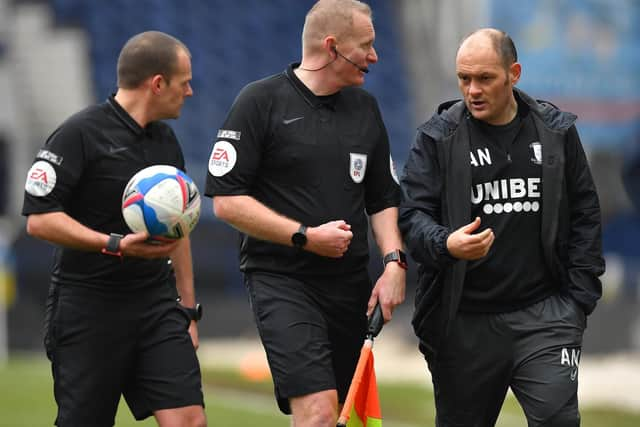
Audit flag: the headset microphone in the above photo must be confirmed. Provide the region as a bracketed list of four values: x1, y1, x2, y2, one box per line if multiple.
[333, 47, 369, 74]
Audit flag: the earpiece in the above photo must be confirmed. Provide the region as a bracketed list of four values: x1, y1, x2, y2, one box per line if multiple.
[332, 46, 369, 74]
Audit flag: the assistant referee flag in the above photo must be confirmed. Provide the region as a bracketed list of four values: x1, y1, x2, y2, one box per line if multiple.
[337, 339, 382, 426]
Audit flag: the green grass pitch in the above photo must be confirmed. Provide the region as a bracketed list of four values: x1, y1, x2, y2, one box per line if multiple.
[1, 353, 639, 427]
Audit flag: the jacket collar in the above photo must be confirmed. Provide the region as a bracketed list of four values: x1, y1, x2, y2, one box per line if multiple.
[419, 87, 577, 140]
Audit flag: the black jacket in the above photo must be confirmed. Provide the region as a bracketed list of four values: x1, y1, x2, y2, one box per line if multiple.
[399, 88, 605, 357]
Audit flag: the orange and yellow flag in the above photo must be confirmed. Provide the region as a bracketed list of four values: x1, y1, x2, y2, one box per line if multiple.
[347, 349, 381, 426]
[337, 339, 382, 427]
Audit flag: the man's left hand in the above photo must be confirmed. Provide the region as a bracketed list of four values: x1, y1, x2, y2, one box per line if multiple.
[368, 262, 406, 323]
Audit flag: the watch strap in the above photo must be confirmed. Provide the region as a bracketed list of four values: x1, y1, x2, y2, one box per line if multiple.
[184, 303, 202, 322]
[382, 249, 408, 270]
[101, 233, 124, 258]
[292, 224, 308, 248]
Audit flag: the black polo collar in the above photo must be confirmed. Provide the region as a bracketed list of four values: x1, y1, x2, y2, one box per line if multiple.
[107, 94, 146, 136]
[284, 63, 340, 110]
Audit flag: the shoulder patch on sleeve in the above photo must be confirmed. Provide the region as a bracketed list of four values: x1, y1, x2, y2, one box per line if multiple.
[36, 149, 63, 165]
[25, 161, 57, 196]
[208, 141, 237, 177]
[217, 129, 241, 141]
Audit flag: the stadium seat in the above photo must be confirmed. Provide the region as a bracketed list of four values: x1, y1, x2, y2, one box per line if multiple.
[47, 0, 413, 187]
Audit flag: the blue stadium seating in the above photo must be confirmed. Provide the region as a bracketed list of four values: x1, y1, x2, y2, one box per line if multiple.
[48, 0, 413, 197]
[45, 0, 414, 298]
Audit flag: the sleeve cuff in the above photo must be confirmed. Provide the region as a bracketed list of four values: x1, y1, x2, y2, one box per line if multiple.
[434, 227, 456, 264]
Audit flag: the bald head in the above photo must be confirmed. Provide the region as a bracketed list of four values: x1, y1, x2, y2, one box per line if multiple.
[301, 0, 372, 53]
[455, 28, 521, 125]
[458, 28, 517, 70]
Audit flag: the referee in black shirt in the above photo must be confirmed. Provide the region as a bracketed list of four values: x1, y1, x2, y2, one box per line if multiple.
[22, 32, 206, 427]
[205, 1, 406, 425]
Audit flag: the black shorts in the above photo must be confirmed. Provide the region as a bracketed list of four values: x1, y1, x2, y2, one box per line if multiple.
[428, 293, 586, 427]
[44, 281, 204, 427]
[245, 271, 370, 414]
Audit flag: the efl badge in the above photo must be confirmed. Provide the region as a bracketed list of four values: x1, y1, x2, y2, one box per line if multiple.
[530, 142, 542, 165]
[349, 153, 367, 183]
[209, 140, 237, 177]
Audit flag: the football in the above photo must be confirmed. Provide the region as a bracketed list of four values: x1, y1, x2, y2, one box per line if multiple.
[121, 165, 201, 239]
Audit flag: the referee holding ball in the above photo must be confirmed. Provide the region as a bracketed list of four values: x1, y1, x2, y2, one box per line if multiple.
[22, 31, 206, 427]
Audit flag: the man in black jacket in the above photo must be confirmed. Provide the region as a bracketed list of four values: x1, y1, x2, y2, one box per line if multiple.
[399, 28, 604, 427]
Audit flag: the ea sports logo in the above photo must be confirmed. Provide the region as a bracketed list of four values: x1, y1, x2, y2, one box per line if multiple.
[209, 140, 237, 177]
[25, 161, 57, 197]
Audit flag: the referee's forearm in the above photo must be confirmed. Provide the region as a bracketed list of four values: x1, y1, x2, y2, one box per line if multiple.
[170, 237, 196, 306]
[213, 195, 300, 247]
[370, 207, 403, 254]
[26, 211, 110, 252]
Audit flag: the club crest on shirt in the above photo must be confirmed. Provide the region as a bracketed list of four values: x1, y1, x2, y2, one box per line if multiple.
[349, 153, 367, 183]
[530, 141, 542, 165]
[25, 160, 57, 196]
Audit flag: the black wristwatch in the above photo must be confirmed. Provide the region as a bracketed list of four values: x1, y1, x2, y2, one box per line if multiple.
[184, 303, 203, 322]
[383, 249, 408, 270]
[291, 224, 308, 248]
[101, 233, 124, 258]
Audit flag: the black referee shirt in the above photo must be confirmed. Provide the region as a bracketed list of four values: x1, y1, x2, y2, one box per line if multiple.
[205, 63, 400, 277]
[22, 96, 185, 290]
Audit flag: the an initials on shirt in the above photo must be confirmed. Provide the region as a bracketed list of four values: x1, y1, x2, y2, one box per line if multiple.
[470, 148, 492, 167]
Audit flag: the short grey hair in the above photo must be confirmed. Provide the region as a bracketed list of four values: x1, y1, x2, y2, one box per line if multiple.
[301, 0, 372, 50]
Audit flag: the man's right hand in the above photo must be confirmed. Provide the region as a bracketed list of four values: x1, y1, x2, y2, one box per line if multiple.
[305, 220, 353, 258]
[446, 217, 494, 260]
[119, 232, 181, 259]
